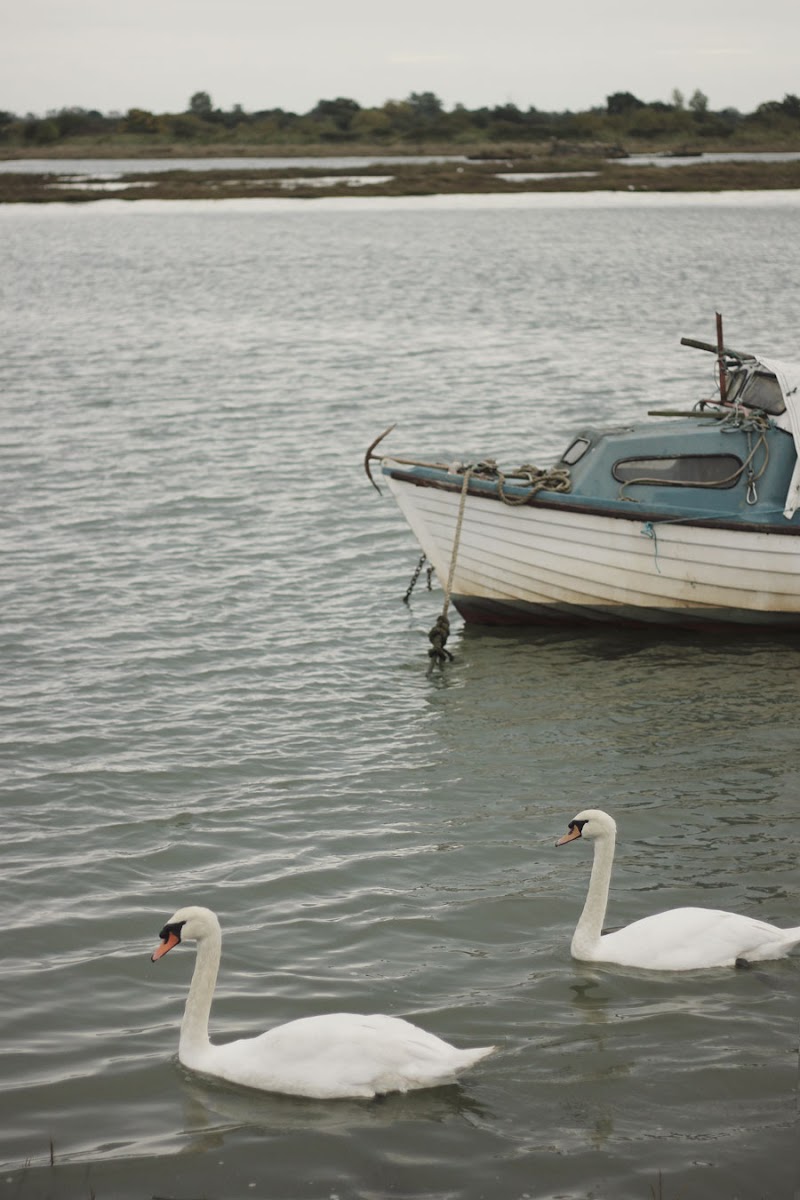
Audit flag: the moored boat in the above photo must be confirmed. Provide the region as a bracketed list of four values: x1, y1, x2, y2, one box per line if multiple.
[366, 323, 800, 630]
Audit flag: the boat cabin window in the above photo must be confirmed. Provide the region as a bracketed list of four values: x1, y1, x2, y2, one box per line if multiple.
[725, 366, 785, 415]
[613, 454, 742, 488]
[561, 437, 591, 465]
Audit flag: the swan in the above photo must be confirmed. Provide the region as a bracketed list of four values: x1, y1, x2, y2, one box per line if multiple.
[151, 905, 495, 1099]
[556, 809, 800, 970]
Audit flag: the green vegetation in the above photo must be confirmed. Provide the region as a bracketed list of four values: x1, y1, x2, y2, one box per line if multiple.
[3, 89, 798, 200]
[1, 88, 800, 158]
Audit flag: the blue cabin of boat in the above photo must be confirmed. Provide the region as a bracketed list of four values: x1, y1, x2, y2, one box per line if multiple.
[381, 353, 800, 532]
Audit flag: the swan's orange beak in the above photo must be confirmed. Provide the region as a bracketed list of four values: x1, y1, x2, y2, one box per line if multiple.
[151, 930, 181, 962]
[556, 824, 582, 847]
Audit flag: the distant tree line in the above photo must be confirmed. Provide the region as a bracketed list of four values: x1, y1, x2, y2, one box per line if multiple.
[2, 88, 800, 149]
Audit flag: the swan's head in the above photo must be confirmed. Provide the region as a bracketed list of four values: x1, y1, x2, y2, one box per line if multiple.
[151, 905, 221, 962]
[556, 808, 617, 848]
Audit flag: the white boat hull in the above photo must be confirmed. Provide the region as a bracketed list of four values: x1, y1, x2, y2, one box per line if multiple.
[385, 469, 800, 629]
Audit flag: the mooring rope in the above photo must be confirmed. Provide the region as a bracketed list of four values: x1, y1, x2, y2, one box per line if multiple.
[427, 466, 474, 667]
[443, 467, 473, 614]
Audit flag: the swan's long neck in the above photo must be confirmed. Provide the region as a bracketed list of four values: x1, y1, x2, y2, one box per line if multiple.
[572, 832, 615, 958]
[179, 931, 221, 1062]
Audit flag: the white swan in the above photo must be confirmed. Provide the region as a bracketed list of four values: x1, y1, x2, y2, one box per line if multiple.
[556, 809, 800, 970]
[151, 905, 495, 1099]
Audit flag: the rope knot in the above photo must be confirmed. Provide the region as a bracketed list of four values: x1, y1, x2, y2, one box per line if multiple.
[427, 614, 453, 663]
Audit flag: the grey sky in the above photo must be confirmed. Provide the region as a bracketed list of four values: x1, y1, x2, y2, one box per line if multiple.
[2, 0, 797, 117]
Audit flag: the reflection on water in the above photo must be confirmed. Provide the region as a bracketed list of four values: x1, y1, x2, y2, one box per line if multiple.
[179, 1070, 490, 1148]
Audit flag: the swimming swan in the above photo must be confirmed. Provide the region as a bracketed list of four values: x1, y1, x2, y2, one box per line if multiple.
[151, 905, 495, 1098]
[556, 809, 800, 970]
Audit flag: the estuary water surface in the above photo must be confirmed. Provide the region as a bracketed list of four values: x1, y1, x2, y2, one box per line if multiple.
[1, 191, 799, 1200]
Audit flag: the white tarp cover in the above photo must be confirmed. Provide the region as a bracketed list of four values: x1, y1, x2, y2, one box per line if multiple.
[758, 357, 800, 518]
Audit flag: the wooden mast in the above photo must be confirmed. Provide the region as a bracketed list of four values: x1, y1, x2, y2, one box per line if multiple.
[715, 311, 728, 403]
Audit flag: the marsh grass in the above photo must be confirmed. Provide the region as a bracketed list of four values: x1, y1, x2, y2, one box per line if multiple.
[3, 156, 800, 204]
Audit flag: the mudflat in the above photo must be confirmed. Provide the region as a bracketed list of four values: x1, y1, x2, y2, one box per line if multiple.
[3, 153, 800, 202]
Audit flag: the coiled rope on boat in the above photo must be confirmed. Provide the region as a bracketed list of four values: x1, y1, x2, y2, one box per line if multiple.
[451, 458, 572, 505]
[496, 463, 572, 505]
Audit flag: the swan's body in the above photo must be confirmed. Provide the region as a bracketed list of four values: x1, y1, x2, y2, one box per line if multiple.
[557, 809, 800, 971]
[151, 906, 495, 1098]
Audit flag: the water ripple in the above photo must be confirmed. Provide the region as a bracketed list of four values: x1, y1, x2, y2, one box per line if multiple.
[1, 197, 798, 1198]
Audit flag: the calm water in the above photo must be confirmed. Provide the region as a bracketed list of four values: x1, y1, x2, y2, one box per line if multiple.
[0, 155, 468, 175]
[621, 150, 800, 167]
[1, 191, 799, 1200]
[2, 151, 800, 175]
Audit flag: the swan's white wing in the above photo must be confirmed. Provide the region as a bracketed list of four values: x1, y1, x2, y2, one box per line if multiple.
[202, 1013, 495, 1099]
[594, 907, 797, 970]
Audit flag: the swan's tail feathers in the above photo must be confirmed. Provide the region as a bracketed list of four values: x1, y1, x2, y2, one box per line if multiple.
[748, 926, 800, 963]
[421, 1043, 496, 1089]
[783, 925, 800, 941]
[776, 926, 800, 954]
[457, 1044, 497, 1070]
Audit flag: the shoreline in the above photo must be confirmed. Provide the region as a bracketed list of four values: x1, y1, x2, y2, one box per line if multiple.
[2, 134, 800, 161]
[3, 153, 800, 203]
